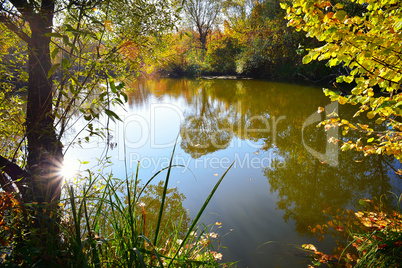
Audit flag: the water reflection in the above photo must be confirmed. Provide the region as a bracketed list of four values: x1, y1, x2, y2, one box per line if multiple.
[123, 77, 402, 266]
[266, 153, 397, 234]
[93, 179, 191, 242]
[133, 180, 191, 238]
[180, 87, 232, 159]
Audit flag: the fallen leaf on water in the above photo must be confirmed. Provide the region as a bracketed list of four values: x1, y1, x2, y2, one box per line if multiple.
[335, 226, 345, 232]
[302, 244, 317, 251]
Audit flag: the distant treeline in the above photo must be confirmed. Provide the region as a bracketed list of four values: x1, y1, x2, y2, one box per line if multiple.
[150, 0, 354, 87]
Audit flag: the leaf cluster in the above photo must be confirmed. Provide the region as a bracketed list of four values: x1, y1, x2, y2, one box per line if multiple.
[304, 196, 402, 267]
[283, 0, 402, 160]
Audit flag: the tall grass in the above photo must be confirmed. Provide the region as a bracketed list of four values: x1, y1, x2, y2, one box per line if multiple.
[57, 153, 234, 267]
[0, 146, 233, 267]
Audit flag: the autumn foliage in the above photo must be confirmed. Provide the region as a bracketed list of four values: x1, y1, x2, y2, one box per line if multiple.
[282, 0, 402, 266]
[152, 0, 331, 81]
[303, 198, 402, 267]
[0, 192, 22, 246]
[0, 192, 29, 263]
[283, 0, 402, 161]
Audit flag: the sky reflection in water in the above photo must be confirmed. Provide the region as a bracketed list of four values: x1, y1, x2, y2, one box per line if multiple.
[64, 78, 402, 268]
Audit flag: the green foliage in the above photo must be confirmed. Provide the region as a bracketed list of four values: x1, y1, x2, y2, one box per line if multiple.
[153, 0, 332, 81]
[0, 89, 25, 163]
[51, 2, 178, 138]
[234, 0, 319, 79]
[151, 31, 208, 77]
[283, 0, 402, 266]
[0, 24, 28, 91]
[0, 146, 233, 266]
[0, 26, 27, 164]
[59, 158, 230, 267]
[283, 0, 402, 160]
[206, 33, 241, 74]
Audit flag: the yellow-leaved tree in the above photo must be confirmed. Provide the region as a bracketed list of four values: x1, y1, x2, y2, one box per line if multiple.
[282, 1, 402, 266]
[282, 0, 402, 161]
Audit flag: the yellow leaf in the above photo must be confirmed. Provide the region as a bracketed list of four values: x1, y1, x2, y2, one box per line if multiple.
[335, 10, 347, 21]
[355, 211, 364, 218]
[375, 117, 385, 124]
[367, 111, 376, 119]
[105, 20, 113, 31]
[302, 244, 317, 251]
[334, 3, 344, 9]
[338, 96, 347, 105]
[344, 76, 354, 83]
[356, 139, 363, 148]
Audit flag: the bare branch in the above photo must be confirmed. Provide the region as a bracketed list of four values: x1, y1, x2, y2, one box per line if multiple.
[0, 14, 32, 44]
[0, 154, 28, 193]
[8, 0, 34, 19]
[0, 172, 17, 194]
[184, 0, 221, 49]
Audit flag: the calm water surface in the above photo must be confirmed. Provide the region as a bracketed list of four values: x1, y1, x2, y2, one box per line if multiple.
[65, 78, 402, 267]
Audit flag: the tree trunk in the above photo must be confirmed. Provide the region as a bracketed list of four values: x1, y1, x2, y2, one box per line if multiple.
[25, 6, 63, 207]
[199, 29, 207, 50]
[23, 1, 64, 263]
[0, 0, 62, 222]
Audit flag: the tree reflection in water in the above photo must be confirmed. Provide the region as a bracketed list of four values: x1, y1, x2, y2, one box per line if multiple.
[127, 77, 402, 239]
[128, 180, 191, 239]
[181, 87, 232, 158]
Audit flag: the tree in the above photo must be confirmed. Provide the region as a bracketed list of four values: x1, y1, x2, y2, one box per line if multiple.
[282, 1, 402, 265]
[205, 28, 242, 74]
[184, 0, 222, 50]
[221, 0, 254, 26]
[0, 0, 60, 205]
[282, 0, 402, 161]
[0, 0, 178, 263]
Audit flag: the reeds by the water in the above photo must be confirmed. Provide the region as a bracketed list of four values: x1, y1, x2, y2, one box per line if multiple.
[59, 151, 234, 267]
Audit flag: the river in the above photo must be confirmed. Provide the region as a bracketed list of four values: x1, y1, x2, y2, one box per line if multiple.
[63, 77, 402, 267]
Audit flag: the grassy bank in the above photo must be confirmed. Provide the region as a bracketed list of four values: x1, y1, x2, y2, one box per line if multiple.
[0, 153, 234, 267]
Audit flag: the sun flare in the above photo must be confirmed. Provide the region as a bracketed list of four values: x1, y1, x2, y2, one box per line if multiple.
[60, 158, 80, 181]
